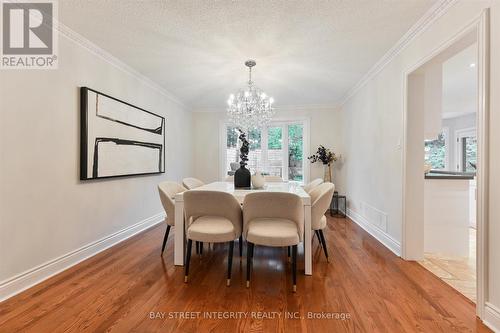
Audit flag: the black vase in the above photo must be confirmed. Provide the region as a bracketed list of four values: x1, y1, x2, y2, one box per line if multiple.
[234, 166, 251, 188]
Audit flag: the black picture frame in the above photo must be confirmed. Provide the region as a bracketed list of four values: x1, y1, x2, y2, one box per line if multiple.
[80, 87, 166, 180]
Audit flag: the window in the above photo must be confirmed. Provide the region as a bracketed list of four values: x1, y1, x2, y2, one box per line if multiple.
[461, 136, 477, 172]
[267, 126, 283, 177]
[455, 129, 477, 172]
[222, 120, 308, 182]
[288, 124, 303, 181]
[247, 128, 263, 172]
[225, 126, 239, 174]
[424, 129, 449, 170]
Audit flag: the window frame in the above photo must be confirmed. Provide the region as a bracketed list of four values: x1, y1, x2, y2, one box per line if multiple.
[454, 127, 477, 172]
[219, 117, 310, 184]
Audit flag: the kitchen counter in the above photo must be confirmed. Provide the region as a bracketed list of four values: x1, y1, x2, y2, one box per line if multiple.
[425, 170, 475, 180]
[424, 174, 474, 257]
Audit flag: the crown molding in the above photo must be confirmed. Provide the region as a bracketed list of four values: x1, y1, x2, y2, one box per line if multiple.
[56, 22, 186, 109]
[191, 107, 224, 113]
[192, 103, 341, 113]
[340, 0, 458, 106]
[275, 103, 341, 111]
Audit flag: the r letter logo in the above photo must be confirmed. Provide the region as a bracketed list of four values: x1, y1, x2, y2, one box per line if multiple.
[1, 0, 58, 69]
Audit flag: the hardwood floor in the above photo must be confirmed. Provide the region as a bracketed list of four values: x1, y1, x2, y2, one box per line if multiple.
[0, 217, 490, 332]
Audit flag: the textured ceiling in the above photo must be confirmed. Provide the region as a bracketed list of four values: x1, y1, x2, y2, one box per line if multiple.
[60, 0, 437, 110]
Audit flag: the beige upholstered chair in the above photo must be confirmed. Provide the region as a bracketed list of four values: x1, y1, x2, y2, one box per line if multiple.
[243, 192, 304, 292]
[158, 181, 187, 256]
[303, 178, 324, 194]
[182, 177, 204, 190]
[182, 177, 206, 253]
[309, 182, 335, 261]
[183, 190, 243, 286]
[264, 175, 283, 182]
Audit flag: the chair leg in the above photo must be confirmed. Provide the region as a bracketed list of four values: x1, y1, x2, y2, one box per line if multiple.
[160, 225, 171, 256]
[287, 246, 291, 262]
[318, 229, 329, 262]
[184, 239, 193, 283]
[227, 241, 234, 286]
[246, 242, 254, 288]
[292, 245, 297, 292]
[239, 235, 243, 261]
[195, 241, 199, 254]
[200, 242, 203, 255]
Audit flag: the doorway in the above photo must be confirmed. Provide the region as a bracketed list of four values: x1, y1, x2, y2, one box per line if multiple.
[402, 10, 489, 316]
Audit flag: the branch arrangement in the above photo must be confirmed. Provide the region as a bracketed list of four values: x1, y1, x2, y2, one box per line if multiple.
[238, 129, 249, 168]
[308, 145, 337, 166]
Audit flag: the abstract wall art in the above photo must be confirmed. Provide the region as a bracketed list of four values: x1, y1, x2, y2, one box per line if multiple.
[80, 87, 165, 180]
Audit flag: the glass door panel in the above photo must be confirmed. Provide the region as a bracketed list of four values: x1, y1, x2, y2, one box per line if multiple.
[225, 126, 239, 175]
[267, 126, 283, 177]
[288, 124, 303, 181]
[461, 136, 477, 172]
[247, 128, 263, 173]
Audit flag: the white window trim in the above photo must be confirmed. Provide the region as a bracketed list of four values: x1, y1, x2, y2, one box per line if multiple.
[219, 117, 310, 184]
[443, 126, 450, 170]
[454, 127, 477, 172]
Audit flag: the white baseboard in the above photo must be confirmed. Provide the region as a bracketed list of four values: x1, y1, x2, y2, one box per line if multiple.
[484, 302, 500, 333]
[0, 212, 165, 302]
[347, 208, 401, 256]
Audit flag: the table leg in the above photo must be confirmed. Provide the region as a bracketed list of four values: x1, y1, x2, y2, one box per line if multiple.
[174, 200, 185, 266]
[304, 204, 312, 275]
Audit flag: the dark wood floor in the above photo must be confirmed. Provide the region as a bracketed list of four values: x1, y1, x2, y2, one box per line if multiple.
[0, 216, 491, 332]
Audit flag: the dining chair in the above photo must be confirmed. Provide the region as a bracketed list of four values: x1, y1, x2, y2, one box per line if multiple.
[243, 192, 303, 292]
[158, 181, 187, 256]
[183, 190, 243, 286]
[182, 177, 206, 252]
[182, 177, 204, 190]
[264, 175, 283, 182]
[309, 182, 335, 261]
[303, 178, 324, 194]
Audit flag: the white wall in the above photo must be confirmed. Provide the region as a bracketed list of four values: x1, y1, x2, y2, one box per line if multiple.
[340, 0, 500, 329]
[0, 33, 193, 291]
[192, 106, 344, 189]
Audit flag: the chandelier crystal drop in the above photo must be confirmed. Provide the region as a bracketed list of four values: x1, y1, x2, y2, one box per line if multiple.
[227, 60, 275, 131]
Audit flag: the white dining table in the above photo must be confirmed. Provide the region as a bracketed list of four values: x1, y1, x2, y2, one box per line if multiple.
[173, 181, 313, 275]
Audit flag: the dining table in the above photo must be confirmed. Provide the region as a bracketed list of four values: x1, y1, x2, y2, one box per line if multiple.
[174, 181, 313, 275]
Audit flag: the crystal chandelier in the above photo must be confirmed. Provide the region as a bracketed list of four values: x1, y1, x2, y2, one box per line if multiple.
[227, 60, 275, 131]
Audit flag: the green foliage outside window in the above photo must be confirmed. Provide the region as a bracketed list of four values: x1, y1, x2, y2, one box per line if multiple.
[424, 132, 446, 169]
[288, 124, 303, 162]
[248, 128, 261, 150]
[227, 127, 238, 148]
[288, 124, 303, 181]
[227, 127, 262, 150]
[463, 137, 477, 172]
[268, 127, 282, 149]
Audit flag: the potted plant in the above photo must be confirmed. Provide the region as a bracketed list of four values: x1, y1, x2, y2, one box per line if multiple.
[308, 145, 337, 182]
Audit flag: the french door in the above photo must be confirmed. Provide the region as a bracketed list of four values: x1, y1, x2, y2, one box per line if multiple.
[222, 120, 307, 183]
